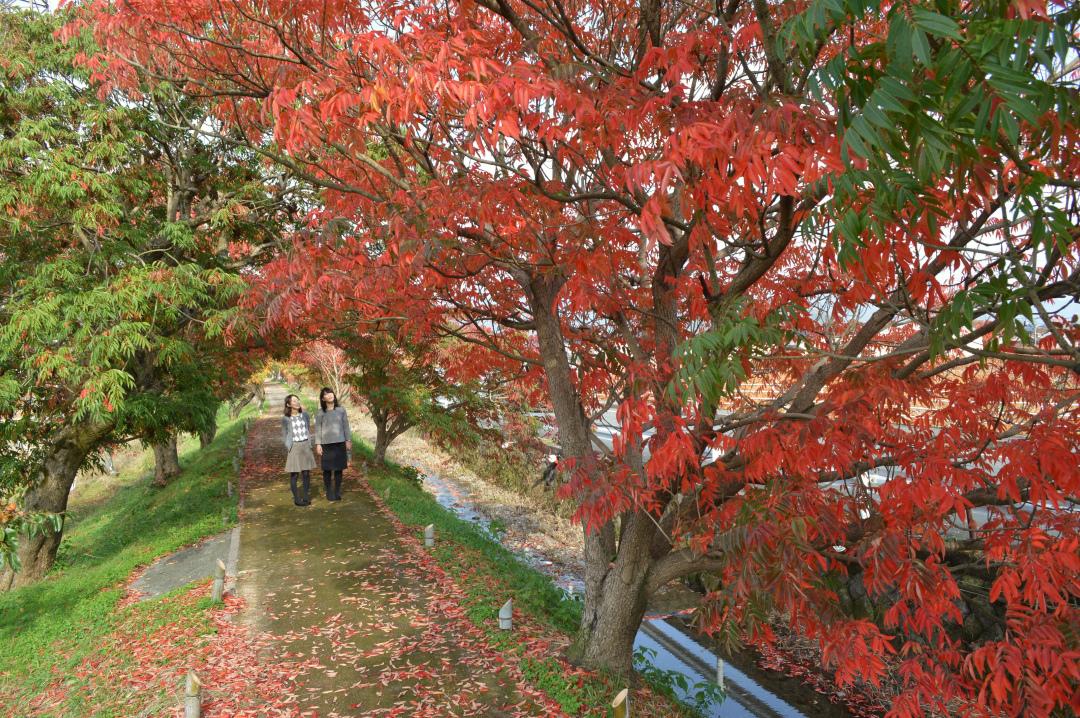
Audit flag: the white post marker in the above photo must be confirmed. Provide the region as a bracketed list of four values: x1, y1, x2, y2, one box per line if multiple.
[716, 657, 725, 689]
[612, 688, 629, 718]
[184, 671, 202, 718]
[498, 598, 513, 630]
[423, 524, 435, 548]
[226, 481, 233, 498]
[211, 559, 226, 602]
[232, 456, 240, 473]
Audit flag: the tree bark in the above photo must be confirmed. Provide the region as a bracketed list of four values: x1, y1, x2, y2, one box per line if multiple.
[526, 274, 656, 679]
[571, 510, 661, 677]
[199, 418, 217, 449]
[0, 424, 108, 591]
[371, 411, 409, 465]
[152, 434, 182, 487]
[572, 540, 652, 677]
[373, 417, 391, 465]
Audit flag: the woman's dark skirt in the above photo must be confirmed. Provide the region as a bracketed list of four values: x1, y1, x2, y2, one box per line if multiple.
[321, 441, 348, 471]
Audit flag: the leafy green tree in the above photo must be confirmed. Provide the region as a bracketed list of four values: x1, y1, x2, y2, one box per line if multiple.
[0, 6, 294, 586]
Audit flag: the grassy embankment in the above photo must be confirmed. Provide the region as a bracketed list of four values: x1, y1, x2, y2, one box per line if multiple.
[0, 403, 256, 715]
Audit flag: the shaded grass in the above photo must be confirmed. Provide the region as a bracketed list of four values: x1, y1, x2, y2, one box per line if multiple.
[0, 403, 254, 709]
[35, 584, 217, 718]
[354, 437, 695, 717]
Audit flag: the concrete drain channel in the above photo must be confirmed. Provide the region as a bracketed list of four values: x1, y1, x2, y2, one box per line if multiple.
[637, 617, 805, 717]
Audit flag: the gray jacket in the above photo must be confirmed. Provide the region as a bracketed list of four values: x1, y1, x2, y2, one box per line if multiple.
[315, 406, 351, 446]
[281, 412, 312, 452]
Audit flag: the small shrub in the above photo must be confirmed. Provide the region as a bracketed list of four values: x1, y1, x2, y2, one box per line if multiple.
[399, 465, 424, 487]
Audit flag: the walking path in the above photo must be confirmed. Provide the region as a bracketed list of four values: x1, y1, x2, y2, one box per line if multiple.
[232, 385, 564, 717]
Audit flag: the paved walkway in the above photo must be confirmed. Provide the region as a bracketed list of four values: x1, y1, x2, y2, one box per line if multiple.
[234, 385, 560, 717]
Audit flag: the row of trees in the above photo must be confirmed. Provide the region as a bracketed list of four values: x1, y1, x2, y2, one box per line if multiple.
[0, 7, 304, 586]
[8, 0, 1076, 715]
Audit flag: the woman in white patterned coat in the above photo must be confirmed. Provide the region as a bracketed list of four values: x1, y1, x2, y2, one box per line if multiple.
[281, 394, 316, 506]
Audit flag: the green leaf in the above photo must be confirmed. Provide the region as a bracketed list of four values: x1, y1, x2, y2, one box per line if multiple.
[912, 7, 962, 40]
[911, 28, 932, 65]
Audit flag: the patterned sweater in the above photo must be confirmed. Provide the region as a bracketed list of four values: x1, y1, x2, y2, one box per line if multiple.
[281, 411, 312, 452]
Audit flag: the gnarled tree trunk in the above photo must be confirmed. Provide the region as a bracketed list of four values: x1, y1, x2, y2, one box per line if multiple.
[527, 270, 701, 680]
[0, 424, 108, 591]
[570, 512, 658, 677]
[152, 434, 181, 487]
[370, 409, 410, 465]
[527, 275, 652, 678]
[373, 418, 391, 464]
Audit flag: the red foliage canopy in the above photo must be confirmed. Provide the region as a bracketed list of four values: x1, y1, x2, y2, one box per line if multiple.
[78, 0, 1080, 714]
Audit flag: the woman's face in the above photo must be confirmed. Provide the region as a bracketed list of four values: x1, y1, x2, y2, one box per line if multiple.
[289, 396, 302, 411]
[323, 391, 336, 405]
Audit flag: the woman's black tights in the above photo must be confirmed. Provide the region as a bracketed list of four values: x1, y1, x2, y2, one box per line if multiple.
[323, 469, 343, 501]
[290, 471, 310, 505]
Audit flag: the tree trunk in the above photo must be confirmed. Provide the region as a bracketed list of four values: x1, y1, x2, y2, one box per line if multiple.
[0, 425, 105, 591]
[368, 407, 411, 465]
[152, 435, 182, 487]
[373, 424, 390, 465]
[570, 510, 662, 679]
[571, 546, 653, 677]
[199, 418, 217, 449]
[560, 240, 691, 677]
[526, 274, 656, 679]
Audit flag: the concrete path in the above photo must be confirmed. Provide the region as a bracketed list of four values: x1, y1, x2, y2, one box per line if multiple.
[233, 385, 560, 717]
[131, 529, 235, 601]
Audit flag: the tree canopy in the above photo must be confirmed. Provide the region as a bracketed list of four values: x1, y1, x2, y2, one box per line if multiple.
[0, 5, 296, 582]
[41, 0, 1080, 714]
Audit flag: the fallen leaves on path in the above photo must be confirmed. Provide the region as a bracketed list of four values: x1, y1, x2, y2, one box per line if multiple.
[23, 406, 676, 717]
[211, 409, 572, 717]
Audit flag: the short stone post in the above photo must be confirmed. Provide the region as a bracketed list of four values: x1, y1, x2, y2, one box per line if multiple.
[716, 657, 725, 689]
[226, 481, 233, 498]
[232, 456, 240, 473]
[498, 598, 513, 630]
[423, 524, 435, 548]
[612, 688, 629, 718]
[211, 559, 226, 602]
[184, 671, 202, 718]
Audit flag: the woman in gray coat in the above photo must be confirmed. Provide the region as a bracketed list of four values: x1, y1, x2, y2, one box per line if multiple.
[315, 387, 351, 501]
[282, 394, 316, 506]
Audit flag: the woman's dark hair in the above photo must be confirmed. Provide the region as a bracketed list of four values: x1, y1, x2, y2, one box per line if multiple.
[283, 394, 302, 417]
[319, 387, 339, 413]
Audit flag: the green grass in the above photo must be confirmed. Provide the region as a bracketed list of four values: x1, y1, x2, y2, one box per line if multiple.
[0, 403, 254, 708]
[353, 436, 696, 717]
[35, 586, 218, 718]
